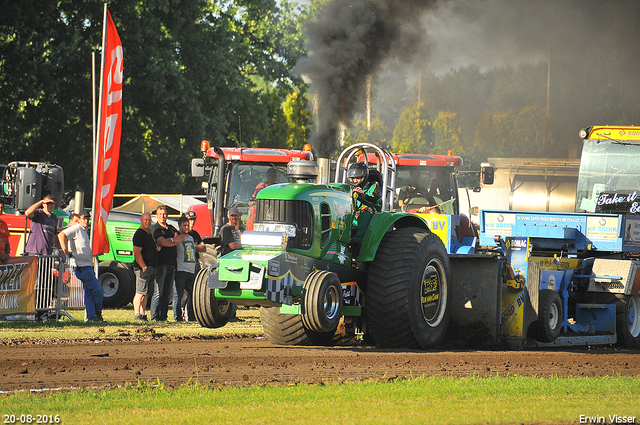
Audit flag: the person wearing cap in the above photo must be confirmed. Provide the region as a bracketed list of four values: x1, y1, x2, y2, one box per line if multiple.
[58, 209, 105, 322]
[0, 199, 10, 264]
[220, 207, 244, 257]
[184, 210, 205, 321]
[24, 194, 60, 256]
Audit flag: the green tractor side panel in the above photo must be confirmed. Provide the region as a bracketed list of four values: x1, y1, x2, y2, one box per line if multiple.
[98, 219, 138, 263]
[357, 212, 430, 262]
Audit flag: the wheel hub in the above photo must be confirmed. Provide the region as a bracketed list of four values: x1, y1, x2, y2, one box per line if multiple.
[323, 285, 340, 321]
[100, 272, 119, 297]
[629, 295, 640, 338]
[420, 261, 446, 327]
[548, 302, 559, 330]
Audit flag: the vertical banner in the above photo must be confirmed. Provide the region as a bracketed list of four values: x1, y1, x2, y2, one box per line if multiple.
[93, 10, 123, 255]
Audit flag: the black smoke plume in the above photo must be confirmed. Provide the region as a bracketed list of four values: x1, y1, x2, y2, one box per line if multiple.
[299, 0, 437, 158]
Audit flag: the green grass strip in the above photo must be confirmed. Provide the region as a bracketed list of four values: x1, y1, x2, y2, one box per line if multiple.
[1, 375, 639, 424]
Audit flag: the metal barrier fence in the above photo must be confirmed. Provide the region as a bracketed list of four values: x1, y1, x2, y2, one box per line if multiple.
[34, 255, 85, 321]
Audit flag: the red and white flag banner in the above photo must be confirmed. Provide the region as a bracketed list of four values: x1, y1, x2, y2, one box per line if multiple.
[93, 10, 123, 255]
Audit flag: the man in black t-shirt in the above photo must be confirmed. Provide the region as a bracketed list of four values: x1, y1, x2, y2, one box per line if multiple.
[132, 213, 157, 321]
[150, 206, 184, 322]
[220, 207, 244, 257]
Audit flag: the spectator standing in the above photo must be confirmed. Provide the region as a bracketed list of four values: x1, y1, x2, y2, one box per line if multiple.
[220, 207, 244, 256]
[58, 210, 105, 322]
[150, 206, 184, 322]
[185, 210, 205, 321]
[132, 213, 157, 321]
[173, 216, 197, 322]
[24, 194, 59, 256]
[0, 199, 10, 263]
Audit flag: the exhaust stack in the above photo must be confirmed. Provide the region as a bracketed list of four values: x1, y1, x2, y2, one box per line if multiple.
[318, 158, 331, 185]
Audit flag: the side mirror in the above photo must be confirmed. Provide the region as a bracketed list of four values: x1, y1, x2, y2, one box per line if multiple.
[481, 166, 494, 186]
[191, 158, 205, 178]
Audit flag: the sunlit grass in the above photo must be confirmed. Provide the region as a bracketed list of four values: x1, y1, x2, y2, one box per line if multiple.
[1, 375, 638, 425]
[0, 307, 263, 340]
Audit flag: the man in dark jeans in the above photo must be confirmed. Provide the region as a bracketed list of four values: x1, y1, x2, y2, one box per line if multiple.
[150, 206, 184, 322]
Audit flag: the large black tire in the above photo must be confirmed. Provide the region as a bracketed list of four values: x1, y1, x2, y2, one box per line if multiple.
[193, 267, 234, 328]
[99, 261, 135, 308]
[615, 294, 640, 348]
[301, 270, 343, 333]
[532, 289, 563, 343]
[260, 306, 336, 345]
[367, 228, 452, 349]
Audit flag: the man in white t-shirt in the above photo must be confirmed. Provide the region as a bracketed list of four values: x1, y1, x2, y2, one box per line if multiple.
[173, 216, 197, 322]
[58, 210, 105, 322]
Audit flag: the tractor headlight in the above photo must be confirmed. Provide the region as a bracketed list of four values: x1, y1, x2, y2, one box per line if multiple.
[241, 230, 288, 251]
[252, 222, 297, 237]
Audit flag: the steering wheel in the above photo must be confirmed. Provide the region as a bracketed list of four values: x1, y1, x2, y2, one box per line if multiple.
[401, 197, 432, 212]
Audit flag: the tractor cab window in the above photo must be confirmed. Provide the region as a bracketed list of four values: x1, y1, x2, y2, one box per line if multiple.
[395, 166, 456, 214]
[576, 139, 640, 213]
[226, 164, 288, 218]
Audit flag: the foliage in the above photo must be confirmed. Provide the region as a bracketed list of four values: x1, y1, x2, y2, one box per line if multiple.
[432, 111, 463, 156]
[0, 0, 310, 196]
[283, 89, 312, 150]
[392, 103, 433, 154]
[343, 116, 390, 149]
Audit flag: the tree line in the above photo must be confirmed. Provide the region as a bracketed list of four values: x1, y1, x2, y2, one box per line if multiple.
[3, 0, 640, 196]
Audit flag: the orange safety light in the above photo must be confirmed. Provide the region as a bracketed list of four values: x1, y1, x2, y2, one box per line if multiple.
[447, 149, 454, 156]
[303, 143, 313, 152]
[201, 140, 210, 152]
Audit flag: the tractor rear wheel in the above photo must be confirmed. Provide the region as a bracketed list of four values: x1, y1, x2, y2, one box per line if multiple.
[616, 294, 640, 348]
[260, 306, 336, 345]
[533, 289, 563, 343]
[368, 228, 451, 349]
[301, 270, 343, 333]
[193, 267, 234, 328]
[99, 261, 135, 308]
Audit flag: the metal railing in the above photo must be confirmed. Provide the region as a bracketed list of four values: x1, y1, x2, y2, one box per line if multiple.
[33, 255, 85, 321]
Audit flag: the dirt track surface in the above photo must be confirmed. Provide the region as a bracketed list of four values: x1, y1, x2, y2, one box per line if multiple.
[1, 330, 639, 392]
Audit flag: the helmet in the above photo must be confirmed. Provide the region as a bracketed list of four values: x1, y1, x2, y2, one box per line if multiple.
[347, 162, 369, 187]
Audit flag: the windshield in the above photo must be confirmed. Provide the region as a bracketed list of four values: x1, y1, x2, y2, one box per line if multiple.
[575, 139, 640, 213]
[395, 166, 457, 214]
[208, 163, 289, 222]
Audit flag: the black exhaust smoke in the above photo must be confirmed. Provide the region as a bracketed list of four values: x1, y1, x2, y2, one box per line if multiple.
[299, 0, 438, 158]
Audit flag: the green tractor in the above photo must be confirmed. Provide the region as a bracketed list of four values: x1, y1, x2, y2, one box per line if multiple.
[193, 143, 453, 349]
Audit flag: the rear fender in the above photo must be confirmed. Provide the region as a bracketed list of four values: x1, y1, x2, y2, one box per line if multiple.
[357, 213, 429, 262]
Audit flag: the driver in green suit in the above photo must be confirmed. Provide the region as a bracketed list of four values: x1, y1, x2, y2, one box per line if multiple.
[348, 162, 382, 254]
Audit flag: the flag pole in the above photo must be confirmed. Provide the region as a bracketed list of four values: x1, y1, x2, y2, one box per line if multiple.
[92, 2, 108, 265]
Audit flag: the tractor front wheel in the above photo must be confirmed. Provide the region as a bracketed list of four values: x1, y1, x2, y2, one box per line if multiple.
[368, 228, 451, 349]
[193, 267, 234, 328]
[260, 306, 336, 345]
[616, 294, 640, 348]
[533, 289, 563, 343]
[99, 261, 135, 308]
[301, 270, 343, 333]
